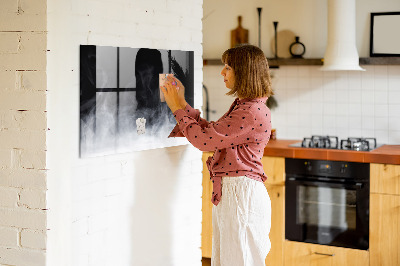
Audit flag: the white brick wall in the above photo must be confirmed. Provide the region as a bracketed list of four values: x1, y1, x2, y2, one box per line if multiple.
[3, 0, 203, 264]
[46, 1, 203, 266]
[0, 0, 48, 265]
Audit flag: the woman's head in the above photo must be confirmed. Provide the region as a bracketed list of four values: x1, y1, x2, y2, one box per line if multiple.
[221, 44, 273, 99]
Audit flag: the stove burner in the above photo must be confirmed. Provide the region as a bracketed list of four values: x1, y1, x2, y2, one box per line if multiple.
[340, 137, 377, 151]
[295, 136, 378, 151]
[301, 135, 339, 149]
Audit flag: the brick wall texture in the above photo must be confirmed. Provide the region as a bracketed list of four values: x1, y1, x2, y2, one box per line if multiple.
[0, 0, 48, 265]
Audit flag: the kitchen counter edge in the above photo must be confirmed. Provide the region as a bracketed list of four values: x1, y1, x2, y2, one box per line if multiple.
[263, 139, 400, 165]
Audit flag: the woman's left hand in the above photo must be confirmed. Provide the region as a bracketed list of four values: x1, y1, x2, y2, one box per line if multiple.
[161, 77, 184, 113]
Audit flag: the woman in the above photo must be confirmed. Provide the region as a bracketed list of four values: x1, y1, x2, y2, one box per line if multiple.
[162, 44, 273, 266]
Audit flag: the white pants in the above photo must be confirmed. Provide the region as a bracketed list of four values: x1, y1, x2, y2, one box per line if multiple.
[212, 176, 271, 266]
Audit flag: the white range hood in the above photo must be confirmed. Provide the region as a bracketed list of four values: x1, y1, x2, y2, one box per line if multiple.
[320, 0, 365, 71]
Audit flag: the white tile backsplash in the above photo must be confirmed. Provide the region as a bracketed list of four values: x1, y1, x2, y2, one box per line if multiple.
[389, 104, 400, 117]
[388, 91, 400, 104]
[204, 65, 400, 144]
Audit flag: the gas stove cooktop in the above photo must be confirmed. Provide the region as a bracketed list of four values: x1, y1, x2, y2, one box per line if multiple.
[289, 135, 382, 151]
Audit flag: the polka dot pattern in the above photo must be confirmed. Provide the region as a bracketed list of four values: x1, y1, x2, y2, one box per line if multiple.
[169, 97, 272, 206]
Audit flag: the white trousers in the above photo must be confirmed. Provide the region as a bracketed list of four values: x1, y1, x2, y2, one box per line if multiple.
[212, 176, 271, 266]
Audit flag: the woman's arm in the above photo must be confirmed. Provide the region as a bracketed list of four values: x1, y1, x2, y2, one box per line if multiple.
[172, 106, 256, 152]
[163, 76, 211, 137]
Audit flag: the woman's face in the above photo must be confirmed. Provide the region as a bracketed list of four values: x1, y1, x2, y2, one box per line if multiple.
[220, 64, 235, 89]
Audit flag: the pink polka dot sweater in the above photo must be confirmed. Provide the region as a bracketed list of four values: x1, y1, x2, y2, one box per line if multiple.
[169, 97, 272, 206]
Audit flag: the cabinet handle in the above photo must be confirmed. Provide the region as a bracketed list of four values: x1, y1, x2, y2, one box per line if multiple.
[314, 252, 335, 257]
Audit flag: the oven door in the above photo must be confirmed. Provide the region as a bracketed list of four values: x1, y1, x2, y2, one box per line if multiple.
[285, 177, 369, 250]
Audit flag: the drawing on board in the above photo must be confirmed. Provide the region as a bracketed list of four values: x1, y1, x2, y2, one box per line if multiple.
[80, 45, 194, 157]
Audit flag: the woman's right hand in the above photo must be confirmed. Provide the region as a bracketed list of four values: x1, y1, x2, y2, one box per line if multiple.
[168, 75, 187, 108]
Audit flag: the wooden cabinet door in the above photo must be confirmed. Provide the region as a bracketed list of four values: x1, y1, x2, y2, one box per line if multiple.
[201, 152, 213, 258]
[264, 184, 284, 266]
[370, 163, 400, 195]
[370, 193, 400, 266]
[284, 241, 369, 266]
[261, 156, 285, 186]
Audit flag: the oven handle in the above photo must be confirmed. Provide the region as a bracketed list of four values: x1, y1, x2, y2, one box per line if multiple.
[286, 177, 364, 189]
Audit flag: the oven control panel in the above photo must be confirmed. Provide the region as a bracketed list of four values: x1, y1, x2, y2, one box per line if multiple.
[286, 158, 369, 180]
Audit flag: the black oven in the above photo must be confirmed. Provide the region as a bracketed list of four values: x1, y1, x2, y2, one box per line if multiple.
[285, 158, 369, 250]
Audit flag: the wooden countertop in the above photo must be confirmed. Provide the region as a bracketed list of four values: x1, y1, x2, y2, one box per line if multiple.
[263, 139, 400, 165]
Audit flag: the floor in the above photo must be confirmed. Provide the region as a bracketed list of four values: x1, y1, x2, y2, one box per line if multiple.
[202, 257, 211, 266]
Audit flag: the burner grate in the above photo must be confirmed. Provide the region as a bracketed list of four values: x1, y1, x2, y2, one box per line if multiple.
[296, 136, 378, 151]
[340, 137, 377, 151]
[301, 135, 339, 149]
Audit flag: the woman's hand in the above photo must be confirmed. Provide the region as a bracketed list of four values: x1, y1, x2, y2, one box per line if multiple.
[161, 76, 186, 113]
[171, 76, 187, 108]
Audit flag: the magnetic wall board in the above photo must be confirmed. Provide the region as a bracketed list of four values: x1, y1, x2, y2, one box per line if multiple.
[80, 45, 194, 157]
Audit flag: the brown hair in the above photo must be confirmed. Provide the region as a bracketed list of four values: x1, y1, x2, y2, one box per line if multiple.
[221, 44, 273, 99]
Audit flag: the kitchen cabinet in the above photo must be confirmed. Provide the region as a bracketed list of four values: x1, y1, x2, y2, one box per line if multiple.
[284, 241, 369, 266]
[261, 156, 285, 266]
[370, 163, 400, 195]
[370, 163, 400, 266]
[201, 152, 213, 258]
[201, 154, 286, 266]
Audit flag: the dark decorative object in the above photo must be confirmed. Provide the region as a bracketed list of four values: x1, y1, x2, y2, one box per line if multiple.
[289, 36, 306, 58]
[266, 96, 278, 110]
[257, 8, 262, 48]
[370, 12, 400, 57]
[273, 21, 279, 58]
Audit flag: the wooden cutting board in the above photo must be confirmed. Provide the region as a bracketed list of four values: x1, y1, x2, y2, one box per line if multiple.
[231, 16, 249, 48]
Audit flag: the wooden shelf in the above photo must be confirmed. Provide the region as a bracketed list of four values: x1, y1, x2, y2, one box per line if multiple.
[359, 57, 400, 65]
[203, 58, 323, 67]
[203, 57, 400, 67]
[268, 58, 322, 67]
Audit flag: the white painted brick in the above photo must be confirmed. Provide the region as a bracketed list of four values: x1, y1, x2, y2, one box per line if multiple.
[0, 0, 18, 13]
[0, 129, 46, 150]
[0, 247, 45, 266]
[0, 90, 46, 111]
[1, 110, 47, 130]
[0, 227, 19, 247]
[87, 212, 109, 233]
[87, 164, 109, 183]
[20, 229, 46, 249]
[0, 149, 11, 169]
[181, 16, 202, 30]
[189, 3, 203, 19]
[152, 11, 180, 27]
[0, 32, 21, 54]
[104, 178, 123, 196]
[11, 148, 22, 169]
[0, 169, 47, 189]
[135, 24, 169, 41]
[16, 70, 47, 91]
[0, 12, 46, 32]
[0, 71, 16, 90]
[0, 32, 47, 71]
[0, 187, 19, 208]
[71, 166, 88, 187]
[129, 0, 166, 12]
[0, 208, 46, 230]
[19, 0, 47, 15]
[19, 189, 46, 209]
[166, 0, 192, 15]
[20, 149, 46, 170]
[72, 218, 88, 237]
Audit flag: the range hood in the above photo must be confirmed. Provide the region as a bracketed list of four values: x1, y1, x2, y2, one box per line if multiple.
[320, 0, 365, 71]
